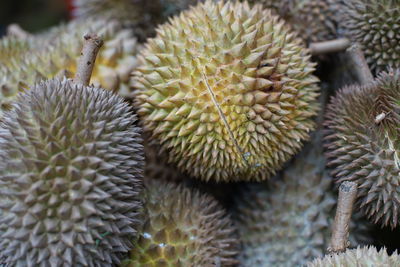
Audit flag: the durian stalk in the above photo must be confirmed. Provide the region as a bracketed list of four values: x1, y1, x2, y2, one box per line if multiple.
[309, 38, 350, 55]
[346, 44, 374, 85]
[328, 181, 357, 254]
[74, 34, 104, 86]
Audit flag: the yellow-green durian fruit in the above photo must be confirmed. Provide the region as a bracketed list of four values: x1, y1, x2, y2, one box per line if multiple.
[0, 18, 139, 118]
[132, 0, 320, 182]
[122, 179, 239, 266]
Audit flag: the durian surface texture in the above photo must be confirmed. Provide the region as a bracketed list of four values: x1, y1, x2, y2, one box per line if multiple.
[307, 246, 400, 267]
[246, 0, 340, 44]
[234, 131, 371, 267]
[325, 69, 400, 228]
[0, 79, 144, 266]
[133, 0, 320, 182]
[0, 18, 139, 118]
[339, 0, 400, 74]
[122, 179, 238, 267]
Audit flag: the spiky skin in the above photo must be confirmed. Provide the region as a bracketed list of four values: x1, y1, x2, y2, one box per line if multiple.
[307, 246, 400, 267]
[0, 18, 139, 118]
[72, 0, 201, 40]
[234, 131, 371, 267]
[133, 0, 320, 182]
[325, 69, 400, 228]
[339, 0, 400, 74]
[0, 79, 144, 266]
[247, 0, 339, 44]
[122, 179, 238, 266]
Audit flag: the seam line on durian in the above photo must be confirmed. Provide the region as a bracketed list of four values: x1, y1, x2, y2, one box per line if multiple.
[201, 71, 248, 164]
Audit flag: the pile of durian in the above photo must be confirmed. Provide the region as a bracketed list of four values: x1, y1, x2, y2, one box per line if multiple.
[1, 0, 400, 266]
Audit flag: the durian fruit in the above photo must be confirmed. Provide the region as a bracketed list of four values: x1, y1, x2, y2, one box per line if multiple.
[0, 36, 31, 64]
[0, 18, 139, 118]
[133, 0, 320, 182]
[246, 0, 340, 44]
[0, 79, 144, 266]
[307, 246, 400, 267]
[234, 130, 371, 266]
[338, 0, 400, 74]
[122, 179, 238, 266]
[72, 0, 201, 40]
[324, 69, 400, 228]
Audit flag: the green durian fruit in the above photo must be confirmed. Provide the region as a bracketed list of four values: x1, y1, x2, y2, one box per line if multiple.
[122, 179, 239, 266]
[0, 79, 144, 266]
[0, 18, 139, 118]
[234, 130, 371, 267]
[325, 69, 400, 228]
[307, 246, 400, 267]
[246, 0, 340, 44]
[132, 0, 320, 182]
[338, 0, 400, 74]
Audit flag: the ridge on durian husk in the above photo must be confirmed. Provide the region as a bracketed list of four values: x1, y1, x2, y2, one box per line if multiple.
[0, 18, 139, 118]
[133, 0, 320, 182]
[307, 246, 400, 267]
[0, 79, 144, 266]
[122, 179, 238, 267]
[246, 0, 340, 44]
[338, 0, 400, 74]
[325, 69, 400, 229]
[234, 129, 371, 267]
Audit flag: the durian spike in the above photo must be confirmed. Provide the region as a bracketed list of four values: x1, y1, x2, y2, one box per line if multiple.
[328, 181, 357, 254]
[309, 38, 350, 55]
[6, 23, 32, 40]
[74, 33, 104, 86]
[346, 44, 374, 85]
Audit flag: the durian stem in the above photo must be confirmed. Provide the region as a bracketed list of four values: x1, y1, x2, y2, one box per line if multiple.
[7, 24, 32, 40]
[309, 38, 350, 55]
[328, 181, 358, 254]
[346, 44, 374, 85]
[74, 34, 104, 86]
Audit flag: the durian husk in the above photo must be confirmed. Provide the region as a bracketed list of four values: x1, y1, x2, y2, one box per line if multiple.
[234, 130, 372, 266]
[133, 0, 320, 182]
[246, 0, 340, 44]
[307, 246, 400, 267]
[338, 0, 400, 74]
[324, 69, 400, 229]
[72, 0, 202, 41]
[0, 18, 139, 118]
[0, 79, 144, 266]
[122, 179, 239, 266]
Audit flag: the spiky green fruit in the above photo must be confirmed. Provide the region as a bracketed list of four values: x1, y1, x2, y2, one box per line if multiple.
[133, 0, 320, 182]
[0, 18, 139, 118]
[339, 0, 400, 74]
[234, 130, 371, 266]
[0, 79, 144, 266]
[325, 69, 400, 228]
[307, 246, 400, 267]
[247, 0, 339, 44]
[122, 179, 238, 266]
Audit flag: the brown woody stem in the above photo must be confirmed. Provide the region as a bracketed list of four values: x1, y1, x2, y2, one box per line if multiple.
[7, 24, 32, 40]
[309, 38, 350, 55]
[73, 34, 104, 86]
[346, 44, 374, 85]
[327, 181, 358, 254]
